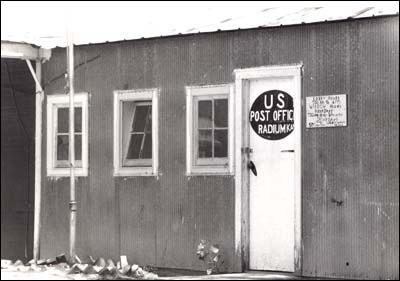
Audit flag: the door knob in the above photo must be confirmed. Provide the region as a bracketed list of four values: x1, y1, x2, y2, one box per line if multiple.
[248, 161, 257, 176]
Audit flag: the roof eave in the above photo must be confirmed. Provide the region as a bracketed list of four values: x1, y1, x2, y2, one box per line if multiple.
[1, 40, 51, 61]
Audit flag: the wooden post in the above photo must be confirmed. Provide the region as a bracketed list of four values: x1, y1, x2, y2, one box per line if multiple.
[31, 60, 42, 261]
[67, 31, 77, 264]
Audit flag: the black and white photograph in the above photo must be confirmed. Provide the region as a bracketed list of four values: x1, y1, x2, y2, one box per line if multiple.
[1, 1, 399, 280]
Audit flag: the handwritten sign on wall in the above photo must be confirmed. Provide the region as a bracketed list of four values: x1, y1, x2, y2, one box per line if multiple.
[306, 95, 347, 128]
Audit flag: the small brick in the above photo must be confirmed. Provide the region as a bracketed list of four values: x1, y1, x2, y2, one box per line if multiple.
[36, 259, 47, 265]
[74, 255, 82, 264]
[134, 267, 145, 278]
[55, 262, 70, 271]
[13, 260, 24, 267]
[82, 264, 97, 274]
[26, 259, 36, 266]
[95, 257, 106, 267]
[120, 264, 130, 275]
[67, 264, 80, 274]
[93, 265, 108, 275]
[120, 255, 128, 268]
[88, 256, 96, 265]
[131, 264, 139, 273]
[46, 257, 58, 265]
[107, 265, 117, 275]
[144, 272, 158, 280]
[101, 268, 111, 275]
[56, 253, 67, 264]
[106, 259, 116, 267]
[77, 264, 89, 273]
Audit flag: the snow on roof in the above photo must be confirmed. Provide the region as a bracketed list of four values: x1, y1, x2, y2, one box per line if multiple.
[1, 1, 398, 49]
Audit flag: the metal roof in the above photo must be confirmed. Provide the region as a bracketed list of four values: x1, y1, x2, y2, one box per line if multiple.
[1, 2, 399, 48]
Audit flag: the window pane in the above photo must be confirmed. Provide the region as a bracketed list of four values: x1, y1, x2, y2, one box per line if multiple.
[56, 134, 82, 161]
[75, 134, 82, 161]
[122, 101, 153, 163]
[145, 107, 152, 133]
[214, 129, 228, 158]
[57, 108, 69, 133]
[214, 99, 228, 128]
[57, 135, 69, 160]
[198, 100, 212, 128]
[122, 101, 135, 133]
[198, 129, 212, 158]
[141, 133, 152, 159]
[57, 107, 82, 133]
[126, 134, 143, 160]
[75, 108, 82, 133]
[132, 105, 150, 133]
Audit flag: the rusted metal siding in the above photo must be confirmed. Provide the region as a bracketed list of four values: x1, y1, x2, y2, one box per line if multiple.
[41, 16, 398, 278]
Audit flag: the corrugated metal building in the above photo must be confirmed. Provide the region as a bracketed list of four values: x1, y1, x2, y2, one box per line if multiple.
[1, 7, 399, 280]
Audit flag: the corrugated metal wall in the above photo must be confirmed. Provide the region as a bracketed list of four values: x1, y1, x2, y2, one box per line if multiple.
[301, 17, 399, 279]
[41, 16, 398, 278]
[1, 59, 35, 261]
[41, 36, 236, 272]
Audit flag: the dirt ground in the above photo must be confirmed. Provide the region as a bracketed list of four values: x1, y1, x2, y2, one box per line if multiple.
[1, 268, 333, 280]
[1, 269, 97, 280]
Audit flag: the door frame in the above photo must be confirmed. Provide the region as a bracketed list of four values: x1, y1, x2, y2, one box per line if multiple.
[233, 64, 303, 274]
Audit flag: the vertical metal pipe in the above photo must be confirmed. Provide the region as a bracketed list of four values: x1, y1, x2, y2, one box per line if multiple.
[67, 31, 76, 264]
[32, 60, 42, 261]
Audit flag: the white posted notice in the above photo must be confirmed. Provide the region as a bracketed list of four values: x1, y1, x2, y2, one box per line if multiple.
[306, 95, 347, 128]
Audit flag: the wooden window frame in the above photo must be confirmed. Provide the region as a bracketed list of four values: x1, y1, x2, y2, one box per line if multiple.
[186, 84, 234, 176]
[46, 93, 89, 177]
[113, 88, 159, 177]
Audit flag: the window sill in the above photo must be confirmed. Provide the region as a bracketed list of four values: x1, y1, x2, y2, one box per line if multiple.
[187, 166, 233, 176]
[113, 167, 157, 177]
[187, 173, 234, 177]
[47, 167, 88, 177]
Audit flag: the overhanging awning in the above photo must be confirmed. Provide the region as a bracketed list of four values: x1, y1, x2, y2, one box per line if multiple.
[1, 39, 50, 262]
[1, 40, 51, 61]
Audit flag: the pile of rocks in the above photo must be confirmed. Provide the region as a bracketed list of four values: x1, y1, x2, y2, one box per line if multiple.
[1, 257, 72, 278]
[68, 254, 158, 279]
[1, 254, 158, 280]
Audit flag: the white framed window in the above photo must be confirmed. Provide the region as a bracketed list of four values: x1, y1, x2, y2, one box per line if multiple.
[46, 93, 89, 177]
[113, 88, 159, 176]
[186, 84, 234, 175]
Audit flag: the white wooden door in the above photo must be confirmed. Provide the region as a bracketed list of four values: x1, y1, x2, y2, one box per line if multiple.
[248, 76, 297, 272]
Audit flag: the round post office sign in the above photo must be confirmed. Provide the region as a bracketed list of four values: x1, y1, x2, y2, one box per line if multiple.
[249, 90, 294, 140]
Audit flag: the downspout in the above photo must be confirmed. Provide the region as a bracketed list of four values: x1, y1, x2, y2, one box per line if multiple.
[67, 31, 77, 264]
[25, 59, 44, 261]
